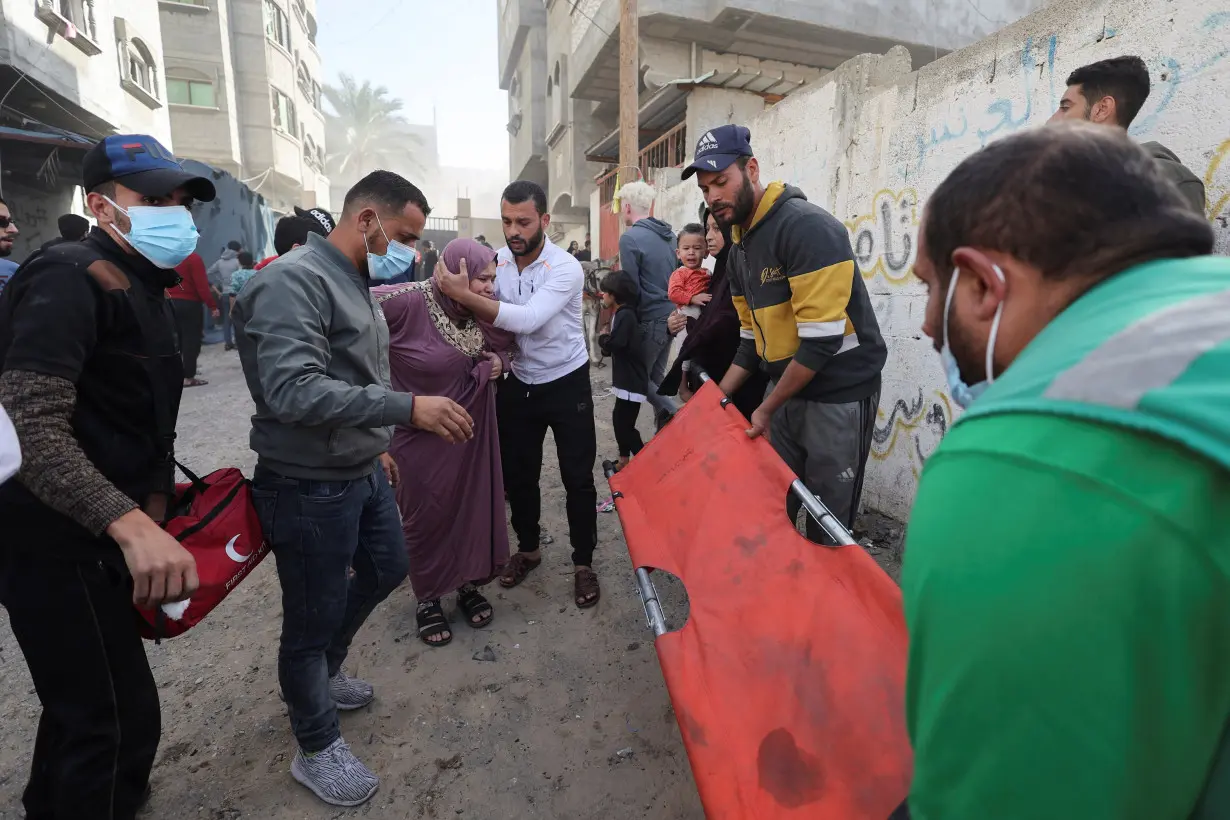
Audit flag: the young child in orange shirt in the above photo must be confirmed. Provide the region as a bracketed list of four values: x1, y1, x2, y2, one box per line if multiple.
[667, 223, 711, 319]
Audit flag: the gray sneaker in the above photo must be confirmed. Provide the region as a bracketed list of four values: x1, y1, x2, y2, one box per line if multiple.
[291, 737, 379, 807]
[328, 670, 374, 711]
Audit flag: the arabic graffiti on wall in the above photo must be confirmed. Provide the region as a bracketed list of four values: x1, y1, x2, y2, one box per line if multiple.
[844, 189, 918, 286]
[870, 388, 953, 479]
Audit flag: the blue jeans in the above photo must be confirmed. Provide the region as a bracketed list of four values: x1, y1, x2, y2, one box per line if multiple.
[639, 315, 677, 420]
[252, 465, 408, 753]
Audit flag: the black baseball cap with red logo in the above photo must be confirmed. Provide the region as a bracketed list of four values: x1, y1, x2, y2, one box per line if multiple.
[83, 134, 216, 201]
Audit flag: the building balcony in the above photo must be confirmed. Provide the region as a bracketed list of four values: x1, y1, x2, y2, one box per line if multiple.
[569, 0, 1032, 104]
[498, 0, 547, 90]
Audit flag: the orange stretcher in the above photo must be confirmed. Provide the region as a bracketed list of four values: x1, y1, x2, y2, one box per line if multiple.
[604, 379, 913, 819]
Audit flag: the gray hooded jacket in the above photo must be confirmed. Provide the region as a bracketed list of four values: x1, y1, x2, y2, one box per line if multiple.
[618, 217, 677, 322]
[207, 248, 241, 291]
[231, 233, 415, 480]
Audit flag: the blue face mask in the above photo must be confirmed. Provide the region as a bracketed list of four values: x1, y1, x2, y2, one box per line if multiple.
[105, 197, 199, 269]
[365, 214, 417, 281]
[941, 265, 1005, 409]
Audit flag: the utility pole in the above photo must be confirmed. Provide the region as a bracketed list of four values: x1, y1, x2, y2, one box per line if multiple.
[618, 0, 638, 225]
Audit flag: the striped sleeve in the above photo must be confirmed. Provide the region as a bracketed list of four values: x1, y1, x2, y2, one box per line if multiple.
[782, 211, 857, 371]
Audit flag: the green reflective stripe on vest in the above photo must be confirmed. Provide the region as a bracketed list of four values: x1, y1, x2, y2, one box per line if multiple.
[1044, 286, 1230, 409]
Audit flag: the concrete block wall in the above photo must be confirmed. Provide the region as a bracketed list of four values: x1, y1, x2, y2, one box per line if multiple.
[655, 0, 1230, 522]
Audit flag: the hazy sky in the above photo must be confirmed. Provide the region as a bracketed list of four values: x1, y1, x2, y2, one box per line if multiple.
[316, 0, 509, 172]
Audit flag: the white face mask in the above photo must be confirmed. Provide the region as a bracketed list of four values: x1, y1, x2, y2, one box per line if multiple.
[940, 265, 1005, 409]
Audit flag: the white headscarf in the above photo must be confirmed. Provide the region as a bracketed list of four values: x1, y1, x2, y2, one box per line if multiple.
[0, 403, 21, 485]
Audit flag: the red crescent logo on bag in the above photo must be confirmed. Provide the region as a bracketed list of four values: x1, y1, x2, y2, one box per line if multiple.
[224, 534, 250, 563]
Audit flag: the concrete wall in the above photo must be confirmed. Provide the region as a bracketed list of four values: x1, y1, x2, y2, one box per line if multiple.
[2, 180, 78, 262]
[654, 0, 1230, 521]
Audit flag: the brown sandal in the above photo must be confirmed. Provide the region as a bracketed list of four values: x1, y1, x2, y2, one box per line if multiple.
[574, 568, 601, 609]
[499, 553, 541, 588]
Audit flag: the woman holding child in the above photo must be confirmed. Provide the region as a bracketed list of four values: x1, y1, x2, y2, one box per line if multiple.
[372, 239, 515, 647]
[660, 208, 768, 419]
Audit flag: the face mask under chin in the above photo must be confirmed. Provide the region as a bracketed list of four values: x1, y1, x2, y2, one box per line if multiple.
[940, 265, 1006, 409]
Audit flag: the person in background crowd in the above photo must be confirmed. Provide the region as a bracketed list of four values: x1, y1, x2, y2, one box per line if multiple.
[435, 180, 601, 610]
[0, 133, 209, 820]
[208, 240, 242, 349]
[575, 236, 592, 263]
[374, 238, 514, 647]
[296, 205, 336, 237]
[567, 240, 580, 256]
[257, 208, 334, 270]
[233, 170, 472, 807]
[660, 208, 768, 420]
[229, 250, 256, 303]
[59, 213, 90, 241]
[597, 269, 648, 471]
[1049, 55, 1206, 215]
[617, 180, 679, 431]
[417, 239, 438, 283]
[475, 234, 493, 250]
[903, 123, 1229, 819]
[0, 197, 21, 292]
[40, 214, 90, 252]
[686, 125, 887, 544]
[668, 223, 712, 320]
[169, 250, 220, 387]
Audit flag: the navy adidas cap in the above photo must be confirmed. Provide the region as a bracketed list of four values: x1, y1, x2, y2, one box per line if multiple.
[83, 134, 216, 201]
[681, 124, 754, 180]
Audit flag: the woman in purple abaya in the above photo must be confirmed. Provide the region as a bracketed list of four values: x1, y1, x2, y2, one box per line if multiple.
[372, 238, 514, 647]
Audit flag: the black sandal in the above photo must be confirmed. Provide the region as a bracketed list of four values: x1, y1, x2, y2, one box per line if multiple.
[457, 583, 494, 629]
[416, 599, 452, 647]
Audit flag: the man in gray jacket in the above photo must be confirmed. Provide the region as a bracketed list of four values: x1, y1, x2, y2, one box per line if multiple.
[617, 180, 679, 429]
[208, 240, 242, 349]
[233, 170, 472, 807]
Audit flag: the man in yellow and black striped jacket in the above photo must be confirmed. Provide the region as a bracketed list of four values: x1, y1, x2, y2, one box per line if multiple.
[683, 125, 887, 541]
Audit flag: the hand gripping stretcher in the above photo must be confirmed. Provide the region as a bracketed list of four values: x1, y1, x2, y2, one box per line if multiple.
[602, 375, 913, 819]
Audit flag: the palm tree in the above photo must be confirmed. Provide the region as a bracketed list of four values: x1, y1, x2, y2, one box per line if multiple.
[323, 74, 425, 186]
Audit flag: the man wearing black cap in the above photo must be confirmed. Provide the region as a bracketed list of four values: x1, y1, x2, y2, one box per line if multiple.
[0, 133, 211, 819]
[683, 125, 887, 543]
[256, 206, 335, 270]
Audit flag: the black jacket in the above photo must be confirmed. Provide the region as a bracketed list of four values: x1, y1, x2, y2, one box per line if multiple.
[0, 229, 183, 558]
[1141, 141, 1206, 216]
[599, 304, 648, 397]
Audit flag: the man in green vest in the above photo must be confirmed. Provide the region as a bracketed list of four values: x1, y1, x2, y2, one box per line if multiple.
[903, 122, 1229, 818]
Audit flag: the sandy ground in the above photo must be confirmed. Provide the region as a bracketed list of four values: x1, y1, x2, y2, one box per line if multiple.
[0, 344, 903, 819]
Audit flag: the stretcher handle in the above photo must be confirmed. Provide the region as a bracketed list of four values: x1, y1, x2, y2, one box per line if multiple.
[695, 368, 858, 547]
[603, 459, 670, 637]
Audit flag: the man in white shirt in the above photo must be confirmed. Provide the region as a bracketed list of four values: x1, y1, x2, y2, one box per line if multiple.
[435, 181, 600, 609]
